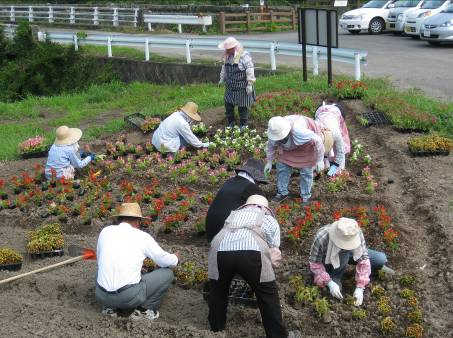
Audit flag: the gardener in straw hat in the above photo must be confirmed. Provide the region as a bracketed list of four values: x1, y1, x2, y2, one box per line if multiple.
[264, 115, 327, 205]
[218, 36, 256, 129]
[208, 195, 287, 338]
[45, 125, 94, 180]
[152, 101, 210, 154]
[95, 203, 179, 320]
[206, 158, 268, 242]
[309, 217, 393, 306]
[314, 100, 351, 177]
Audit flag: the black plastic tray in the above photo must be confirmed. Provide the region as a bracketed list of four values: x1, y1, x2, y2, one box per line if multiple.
[29, 249, 64, 259]
[0, 262, 22, 271]
[393, 126, 429, 134]
[124, 113, 145, 130]
[409, 149, 449, 157]
[361, 111, 390, 126]
[203, 278, 257, 307]
[20, 148, 49, 159]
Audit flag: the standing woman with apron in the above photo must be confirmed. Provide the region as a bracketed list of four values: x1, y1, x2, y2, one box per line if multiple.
[218, 37, 256, 129]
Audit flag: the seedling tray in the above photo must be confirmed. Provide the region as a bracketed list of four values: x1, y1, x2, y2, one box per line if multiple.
[409, 149, 449, 157]
[393, 126, 429, 134]
[361, 111, 390, 126]
[124, 113, 146, 130]
[202, 278, 257, 307]
[20, 148, 50, 159]
[0, 262, 22, 271]
[29, 249, 64, 259]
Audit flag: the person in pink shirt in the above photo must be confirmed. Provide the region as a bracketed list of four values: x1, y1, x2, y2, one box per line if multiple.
[309, 218, 393, 306]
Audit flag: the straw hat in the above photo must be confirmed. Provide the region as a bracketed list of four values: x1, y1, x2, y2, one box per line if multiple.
[267, 116, 291, 141]
[218, 36, 240, 50]
[180, 101, 201, 122]
[235, 158, 269, 184]
[116, 203, 149, 219]
[245, 195, 269, 208]
[328, 217, 361, 250]
[54, 126, 83, 146]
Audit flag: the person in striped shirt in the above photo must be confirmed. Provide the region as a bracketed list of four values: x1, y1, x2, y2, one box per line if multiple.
[45, 125, 94, 180]
[208, 195, 287, 338]
[218, 37, 256, 129]
[309, 217, 392, 306]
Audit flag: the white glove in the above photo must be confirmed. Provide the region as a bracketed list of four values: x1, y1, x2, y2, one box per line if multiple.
[264, 161, 273, 176]
[353, 287, 364, 306]
[327, 280, 343, 300]
[201, 142, 210, 148]
[246, 83, 253, 96]
[315, 161, 324, 173]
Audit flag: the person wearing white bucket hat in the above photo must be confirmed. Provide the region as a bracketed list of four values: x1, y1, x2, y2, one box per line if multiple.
[45, 125, 94, 180]
[218, 36, 256, 129]
[314, 99, 351, 177]
[208, 195, 287, 337]
[265, 114, 325, 205]
[152, 101, 210, 154]
[309, 218, 394, 306]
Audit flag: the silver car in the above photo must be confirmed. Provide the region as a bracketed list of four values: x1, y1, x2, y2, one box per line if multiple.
[420, 3, 453, 44]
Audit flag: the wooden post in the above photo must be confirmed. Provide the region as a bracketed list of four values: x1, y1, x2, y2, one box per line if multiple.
[219, 12, 225, 34]
[291, 9, 296, 30]
[246, 12, 251, 33]
[269, 10, 274, 29]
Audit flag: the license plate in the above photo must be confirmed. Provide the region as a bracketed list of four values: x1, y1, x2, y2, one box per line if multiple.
[424, 30, 431, 37]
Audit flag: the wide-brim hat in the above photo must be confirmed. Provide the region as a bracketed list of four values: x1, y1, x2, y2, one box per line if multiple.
[181, 101, 201, 122]
[328, 217, 361, 250]
[267, 116, 291, 141]
[115, 202, 150, 219]
[218, 36, 240, 49]
[54, 126, 83, 146]
[235, 158, 269, 184]
[245, 194, 269, 208]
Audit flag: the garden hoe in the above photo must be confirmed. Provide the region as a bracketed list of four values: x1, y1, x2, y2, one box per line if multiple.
[0, 245, 96, 286]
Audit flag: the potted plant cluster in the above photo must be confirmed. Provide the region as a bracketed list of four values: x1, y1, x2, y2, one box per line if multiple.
[27, 223, 65, 258]
[0, 248, 23, 271]
[140, 117, 161, 133]
[18, 135, 49, 159]
[407, 134, 452, 156]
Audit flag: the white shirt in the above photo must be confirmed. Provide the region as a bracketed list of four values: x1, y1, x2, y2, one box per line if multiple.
[152, 111, 203, 153]
[96, 222, 178, 292]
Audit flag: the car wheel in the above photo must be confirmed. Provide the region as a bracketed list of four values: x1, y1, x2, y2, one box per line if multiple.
[368, 18, 384, 34]
[428, 41, 440, 46]
[349, 30, 361, 35]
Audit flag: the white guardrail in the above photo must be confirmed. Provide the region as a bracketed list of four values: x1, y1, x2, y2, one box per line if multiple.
[40, 31, 367, 80]
[143, 14, 212, 33]
[0, 5, 139, 27]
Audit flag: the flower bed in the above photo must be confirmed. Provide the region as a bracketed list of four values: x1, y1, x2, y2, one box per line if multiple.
[332, 80, 368, 99]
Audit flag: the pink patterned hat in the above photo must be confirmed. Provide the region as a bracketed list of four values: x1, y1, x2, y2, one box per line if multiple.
[218, 37, 240, 49]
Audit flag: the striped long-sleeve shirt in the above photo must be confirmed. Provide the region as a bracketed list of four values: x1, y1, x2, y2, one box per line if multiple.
[219, 49, 256, 83]
[218, 206, 280, 252]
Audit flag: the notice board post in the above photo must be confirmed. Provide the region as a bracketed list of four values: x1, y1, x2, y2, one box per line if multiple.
[298, 8, 338, 87]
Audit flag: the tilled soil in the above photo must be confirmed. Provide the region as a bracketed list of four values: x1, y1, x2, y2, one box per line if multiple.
[1, 102, 452, 337]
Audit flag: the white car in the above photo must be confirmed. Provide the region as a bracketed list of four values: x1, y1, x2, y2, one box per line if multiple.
[339, 0, 397, 34]
[386, 0, 424, 34]
[404, 0, 452, 37]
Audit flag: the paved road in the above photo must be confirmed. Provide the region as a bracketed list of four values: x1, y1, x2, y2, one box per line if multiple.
[45, 27, 453, 100]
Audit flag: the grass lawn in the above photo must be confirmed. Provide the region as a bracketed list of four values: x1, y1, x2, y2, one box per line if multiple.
[0, 71, 452, 160]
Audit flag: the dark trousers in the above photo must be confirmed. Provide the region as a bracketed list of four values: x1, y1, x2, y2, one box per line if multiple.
[225, 102, 249, 127]
[208, 250, 287, 338]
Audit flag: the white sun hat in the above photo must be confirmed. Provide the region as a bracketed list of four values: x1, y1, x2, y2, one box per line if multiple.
[267, 116, 291, 141]
[218, 36, 240, 49]
[245, 194, 269, 208]
[328, 217, 361, 250]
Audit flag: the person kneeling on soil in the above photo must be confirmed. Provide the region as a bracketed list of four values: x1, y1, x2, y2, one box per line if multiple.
[206, 158, 269, 242]
[264, 115, 326, 205]
[95, 203, 179, 320]
[151, 101, 210, 154]
[208, 195, 287, 338]
[45, 126, 94, 180]
[309, 217, 394, 306]
[314, 100, 351, 177]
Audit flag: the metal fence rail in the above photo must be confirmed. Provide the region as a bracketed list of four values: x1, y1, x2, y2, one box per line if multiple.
[41, 31, 367, 80]
[0, 5, 139, 27]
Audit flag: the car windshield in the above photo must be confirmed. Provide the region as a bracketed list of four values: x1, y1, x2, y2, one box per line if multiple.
[394, 0, 420, 7]
[441, 3, 453, 12]
[363, 0, 388, 8]
[421, 0, 444, 8]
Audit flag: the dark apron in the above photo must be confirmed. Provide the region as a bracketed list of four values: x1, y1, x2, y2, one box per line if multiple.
[224, 63, 255, 108]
